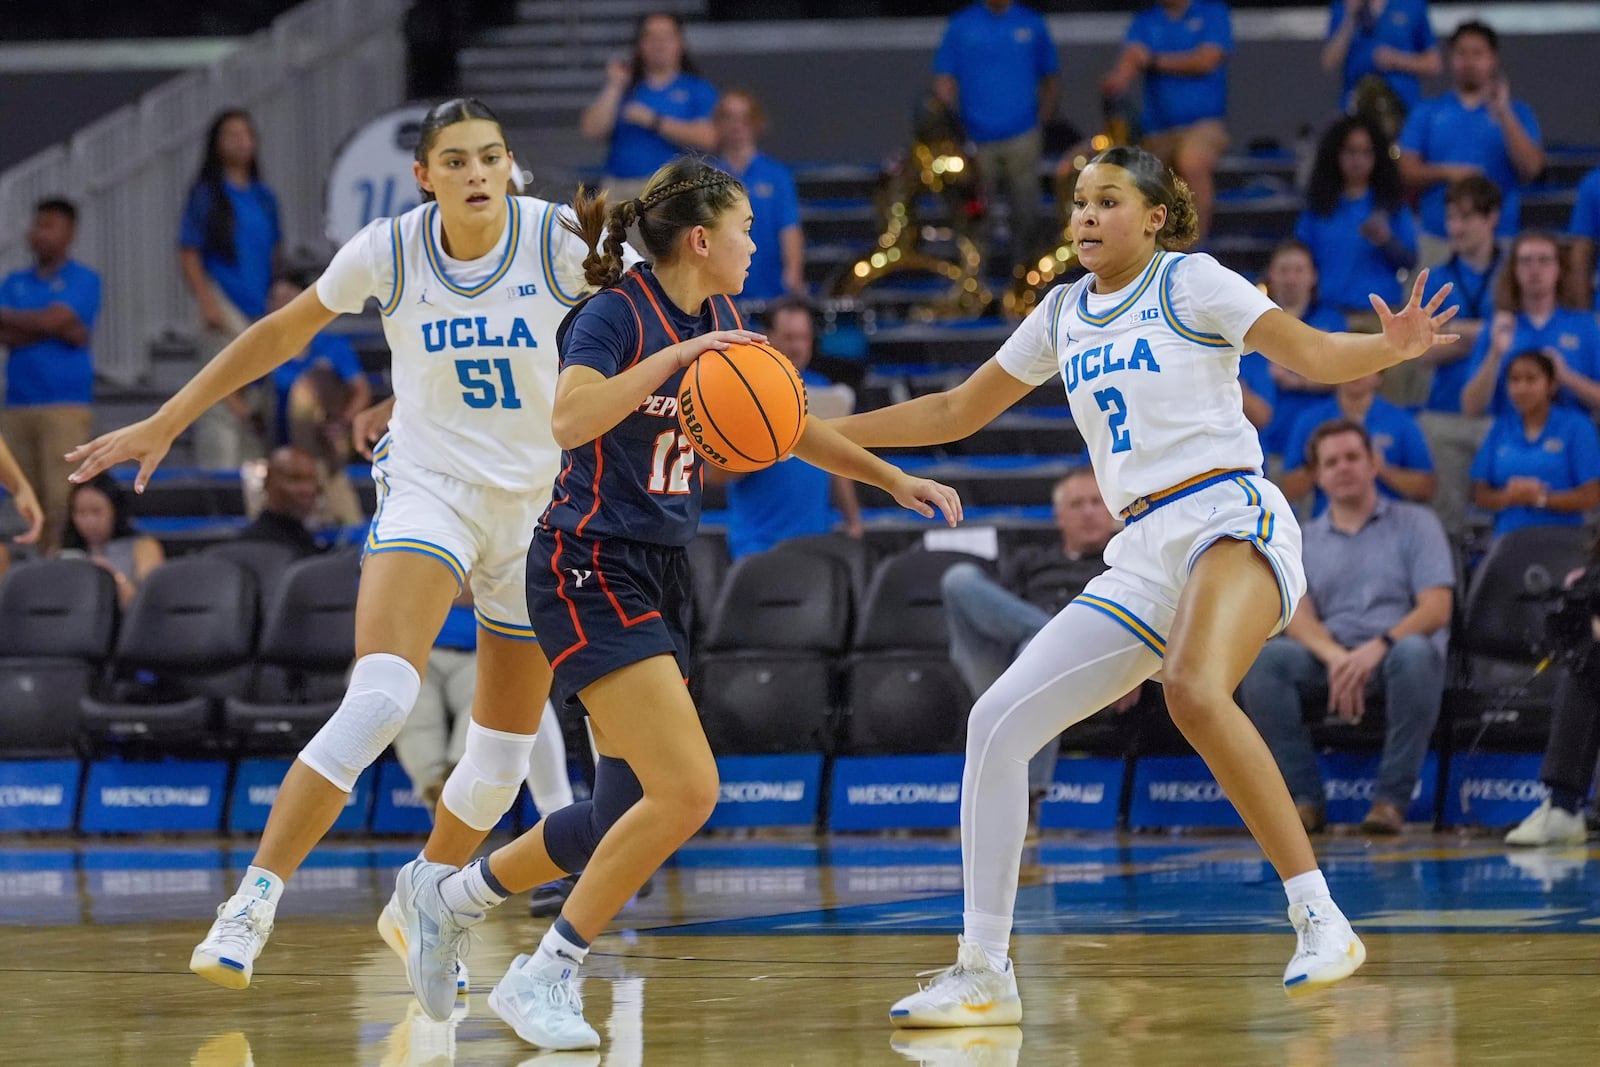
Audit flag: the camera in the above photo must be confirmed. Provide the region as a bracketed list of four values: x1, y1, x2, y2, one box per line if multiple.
[1539, 565, 1600, 663]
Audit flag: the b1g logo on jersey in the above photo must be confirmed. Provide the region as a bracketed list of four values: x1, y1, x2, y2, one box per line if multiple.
[1063, 337, 1163, 394]
[421, 316, 538, 352]
[507, 283, 539, 299]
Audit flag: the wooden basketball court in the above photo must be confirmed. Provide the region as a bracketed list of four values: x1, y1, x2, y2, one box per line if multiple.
[3, 834, 1596, 1065]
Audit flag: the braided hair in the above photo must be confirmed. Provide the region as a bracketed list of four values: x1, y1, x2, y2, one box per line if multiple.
[561, 158, 746, 289]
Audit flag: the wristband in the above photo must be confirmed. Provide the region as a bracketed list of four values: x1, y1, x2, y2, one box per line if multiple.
[1378, 632, 1395, 650]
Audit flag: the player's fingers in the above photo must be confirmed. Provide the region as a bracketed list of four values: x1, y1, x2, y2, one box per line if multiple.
[1432, 303, 1459, 326]
[68, 442, 117, 484]
[1423, 281, 1453, 315]
[1408, 267, 1429, 304]
[134, 457, 160, 494]
[63, 438, 100, 462]
[1367, 293, 1392, 322]
[1433, 333, 1460, 346]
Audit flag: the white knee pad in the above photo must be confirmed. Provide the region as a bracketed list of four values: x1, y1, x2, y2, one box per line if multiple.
[300, 653, 422, 792]
[441, 720, 538, 831]
[526, 703, 574, 815]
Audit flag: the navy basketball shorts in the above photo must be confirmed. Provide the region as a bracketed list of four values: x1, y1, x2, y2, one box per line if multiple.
[526, 525, 693, 700]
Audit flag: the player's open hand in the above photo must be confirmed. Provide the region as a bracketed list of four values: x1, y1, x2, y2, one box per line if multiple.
[1372, 269, 1459, 364]
[671, 330, 768, 369]
[64, 415, 176, 494]
[891, 476, 963, 527]
[9, 481, 42, 544]
[351, 395, 396, 460]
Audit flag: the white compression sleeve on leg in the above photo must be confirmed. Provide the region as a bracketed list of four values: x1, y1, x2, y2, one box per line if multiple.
[440, 720, 538, 831]
[960, 604, 1158, 955]
[299, 653, 422, 792]
[526, 702, 575, 815]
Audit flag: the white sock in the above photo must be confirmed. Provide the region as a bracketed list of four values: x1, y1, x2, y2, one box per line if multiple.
[963, 912, 1012, 971]
[1283, 869, 1330, 906]
[239, 865, 284, 905]
[440, 857, 508, 917]
[527, 923, 590, 982]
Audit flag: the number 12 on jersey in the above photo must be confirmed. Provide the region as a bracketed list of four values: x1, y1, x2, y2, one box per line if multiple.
[1094, 387, 1132, 453]
[649, 430, 695, 494]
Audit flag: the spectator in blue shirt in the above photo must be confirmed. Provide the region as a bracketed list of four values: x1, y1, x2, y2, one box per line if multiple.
[1321, 0, 1440, 114]
[712, 90, 803, 304]
[0, 197, 101, 554]
[1279, 373, 1436, 514]
[1398, 20, 1544, 260]
[262, 274, 371, 528]
[1416, 174, 1502, 536]
[933, 1, 1060, 268]
[1242, 239, 1345, 464]
[1565, 164, 1600, 310]
[579, 14, 717, 199]
[1460, 231, 1600, 420]
[1471, 350, 1600, 539]
[1101, 0, 1233, 237]
[710, 298, 862, 560]
[1296, 115, 1418, 317]
[180, 109, 282, 470]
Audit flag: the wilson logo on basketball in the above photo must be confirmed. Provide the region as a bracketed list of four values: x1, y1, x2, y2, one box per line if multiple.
[677, 389, 733, 467]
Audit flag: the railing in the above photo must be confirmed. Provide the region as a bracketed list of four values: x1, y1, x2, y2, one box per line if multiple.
[0, 0, 410, 386]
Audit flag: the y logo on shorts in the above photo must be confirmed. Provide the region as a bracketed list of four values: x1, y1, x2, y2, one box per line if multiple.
[567, 569, 594, 588]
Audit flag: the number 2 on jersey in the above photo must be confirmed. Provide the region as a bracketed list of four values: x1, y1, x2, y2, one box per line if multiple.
[1094, 387, 1132, 453]
[648, 430, 695, 495]
[455, 358, 522, 409]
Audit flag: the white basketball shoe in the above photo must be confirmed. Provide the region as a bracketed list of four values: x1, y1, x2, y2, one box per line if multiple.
[379, 891, 469, 994]
[488, 953, 602, 1051]
[1283, 897, 1366, 994]
[889, 938, 1022, 1029]
[190, 894, 276, 989]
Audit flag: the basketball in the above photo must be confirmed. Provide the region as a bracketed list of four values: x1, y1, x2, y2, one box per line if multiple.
[678, 341, 809, 473]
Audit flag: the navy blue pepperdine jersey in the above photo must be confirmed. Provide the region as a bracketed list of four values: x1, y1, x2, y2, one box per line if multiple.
[539, 265, 743, 547]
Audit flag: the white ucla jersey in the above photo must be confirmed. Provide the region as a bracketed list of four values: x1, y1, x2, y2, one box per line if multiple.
[318, 194, 599, 493]
[996, 251, 1281, 515]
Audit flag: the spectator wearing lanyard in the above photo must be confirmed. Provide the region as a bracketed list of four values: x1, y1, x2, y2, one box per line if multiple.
[1239, 239, 1347, 467]
[179, 109, 282, 469]
[1416, 174, 1502, 536]
[933, 0, 1061, 269]
[1321, 0, 1440, 115]
[1294, 115, 1418, 318]
[1397, 20, 1543, 264]
[1279, 373, 1436, 515]
[1471, 350, 1600, 539]
[579, 13, 717, 201]
[1460, 232, 1600, 422]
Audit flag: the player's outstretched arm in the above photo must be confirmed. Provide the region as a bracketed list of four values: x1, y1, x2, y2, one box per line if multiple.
[829, 357, 1034, 449]
[790, 416, 963, 527]
[67, 286, 338, 491]
[1247, 269, 1459, 386]
[550, 329, 764, 449]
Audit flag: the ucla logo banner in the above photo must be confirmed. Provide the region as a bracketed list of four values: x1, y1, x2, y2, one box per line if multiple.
[705, 755, 823, 829]
[79, 760, 228, 833]
[828, 755, 965, 832]
[0, 760, 80, 832]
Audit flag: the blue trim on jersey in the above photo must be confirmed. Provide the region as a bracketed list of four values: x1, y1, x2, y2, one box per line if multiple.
[1048, 283, 1071, 354]
[421, 196, 522, 298]
[380, 217, 405, 316]
[1123, 468, 1252, 524]
[1077, 251, 1165, 327]
[475, 607, 540, 642]
[1075, 594, 1167, 657]
[362, 468, 468, 587]
[1158, 254, 1231, 348]
[371, 432, 392, 463]
[540, 204, 583, 307]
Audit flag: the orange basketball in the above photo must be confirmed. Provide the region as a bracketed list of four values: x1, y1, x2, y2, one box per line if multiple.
[678, 341, 809, 473]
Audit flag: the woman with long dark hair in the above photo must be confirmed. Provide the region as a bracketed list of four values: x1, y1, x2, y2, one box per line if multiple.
[179, 109, 282, 468]
[1296, 114, 1418, 317]
[73, 98, 602, 996]
[60, 473, 163, 609]
[578, 12, 718, 198]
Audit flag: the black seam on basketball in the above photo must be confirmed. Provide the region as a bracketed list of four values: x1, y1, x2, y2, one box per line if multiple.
[713, 348, 781, 462]
[745, 343, 806, 454]
[695, 350, 765, 464]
